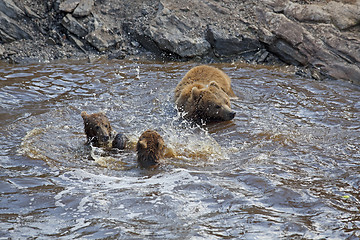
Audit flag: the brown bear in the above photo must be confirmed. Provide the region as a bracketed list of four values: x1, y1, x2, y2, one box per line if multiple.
[81, 111, 114, 147]
[136, 130, 165, 168]
[174, 65, 236, 122]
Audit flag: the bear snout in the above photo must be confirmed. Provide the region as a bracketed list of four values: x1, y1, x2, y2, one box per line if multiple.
[228, 111, 236, 120]
[101, 135, 110, 143]
[219, 105, 236, 121]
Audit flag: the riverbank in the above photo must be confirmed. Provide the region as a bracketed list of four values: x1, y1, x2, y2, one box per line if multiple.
[1, 0, 359, 84]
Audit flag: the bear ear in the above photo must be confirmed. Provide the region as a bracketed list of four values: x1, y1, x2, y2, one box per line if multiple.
[81, 111, 88, 120]
[209, 81, 220, 89]
[139, 139, 148, 149]
[98, 112, 106, 117]
[191, 86, 201, 99]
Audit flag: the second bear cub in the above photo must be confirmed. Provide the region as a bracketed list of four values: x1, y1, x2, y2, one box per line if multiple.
[136, 130, 165, 168]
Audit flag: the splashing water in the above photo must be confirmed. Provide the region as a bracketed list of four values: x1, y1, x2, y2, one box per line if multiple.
[1, 59, 359, 239]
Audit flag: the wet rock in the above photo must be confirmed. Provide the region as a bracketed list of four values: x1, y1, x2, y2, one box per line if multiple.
[61, 13, 88, 37]
[206, 25, 262, 57]
[0, 11, 32, 43]
[73, 0, 94, 17]
[251, 49, 269, 64]
[59, 0, 80, 13]
[108, 49, 126, 60]
[85, 26, 121, 52]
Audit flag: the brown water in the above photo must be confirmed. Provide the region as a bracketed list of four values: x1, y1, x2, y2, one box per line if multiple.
[0, 59, 359, 239]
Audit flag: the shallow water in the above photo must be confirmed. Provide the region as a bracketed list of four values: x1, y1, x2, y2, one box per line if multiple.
[0, 59, 359, 239]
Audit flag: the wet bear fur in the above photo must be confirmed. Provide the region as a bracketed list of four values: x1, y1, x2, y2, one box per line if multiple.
[81, 111, 113, 147]
[136, 130, 165, 168]
[174, 65, 236, 122]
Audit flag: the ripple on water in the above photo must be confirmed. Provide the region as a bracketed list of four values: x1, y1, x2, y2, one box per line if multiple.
[1, 60, 359, 239]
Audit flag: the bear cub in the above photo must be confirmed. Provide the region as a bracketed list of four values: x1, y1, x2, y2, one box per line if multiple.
[81, 113, 165, 168]
[174, 65, 236, 123]
[81, 111, 114, 147]
[136, 130, 165, 168]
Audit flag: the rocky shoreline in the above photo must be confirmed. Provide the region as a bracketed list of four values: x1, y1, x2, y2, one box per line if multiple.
[1, 0, 359, 84]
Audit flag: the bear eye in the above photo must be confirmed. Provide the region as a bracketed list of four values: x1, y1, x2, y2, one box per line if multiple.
[104, 125, 108, 128]
[95, 126, 100, 130]
[215, 105, 221, 109]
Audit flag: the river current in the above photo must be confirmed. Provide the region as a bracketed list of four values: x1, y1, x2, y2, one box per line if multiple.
[0, 59, 359, 239]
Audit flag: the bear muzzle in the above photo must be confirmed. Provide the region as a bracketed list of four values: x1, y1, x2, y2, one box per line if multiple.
[101, 135, 110, 143]
[228, 111, 236, 120]
[218, 105, 236, 121]
[94, 134, 110, 145]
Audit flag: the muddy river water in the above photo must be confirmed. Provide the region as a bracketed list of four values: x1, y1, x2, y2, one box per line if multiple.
[0, 59, 359, 239]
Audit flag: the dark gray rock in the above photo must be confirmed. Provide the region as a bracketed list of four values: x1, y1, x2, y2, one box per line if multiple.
[73, 0, 94, 17]
[0, 11, 32, 43]
[68, 34, 86, 52]
[206, 25, 262, 57]
[147, 13, 210, 58]
[257, 11, 309, 66]
[23, 5, 41, 19]
[268, 39, 307, 66]
[61, 13, 88, 37]
[0, 0, 25, 19]
[123, 21, 164, 56]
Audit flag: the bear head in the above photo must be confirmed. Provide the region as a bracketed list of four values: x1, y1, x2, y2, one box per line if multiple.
[136, 130, 165, 168]
[81, 111, 113, 147]
[177, 81, 236, 122]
